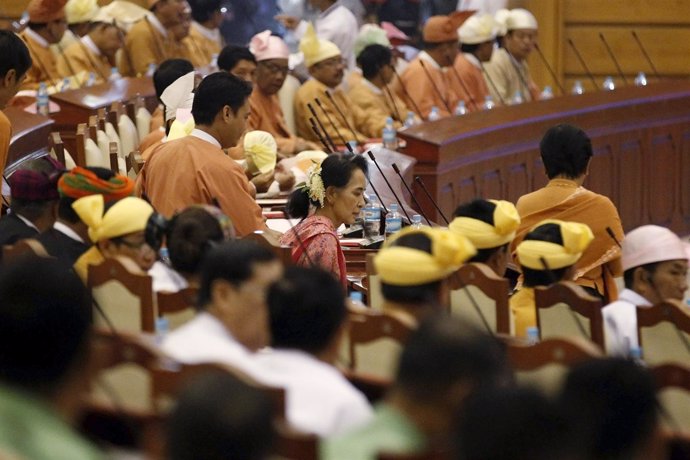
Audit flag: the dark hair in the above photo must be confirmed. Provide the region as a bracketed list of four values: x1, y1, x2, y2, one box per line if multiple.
[558, 358, 659, 460]
[0, 256, 91, 394]
[286, 152, 368, 219]
[460, 43, 480, 54]
[396, 315, 509, 403]
[357, 44, 392, 79]
[453, 199, 506, 263]
[168, 207, 225, 275]
[187, 0, 222, 23]
[540, 124, 593, 179]
[0, 30, 32, 79]
[58, 167, 114, 223]
[623, 262, 658, 290]
[192, 71, 253, 125]
[198, 240, 277, 307]
[381, 232, 442, 304]
[153, 59, 195, 101]
[521, 222, 570, 287]
[267, 266, 346, 354]
[454, 387, 570, 460]
[217, 45, 256, 72]
[167, 371, 275, 460]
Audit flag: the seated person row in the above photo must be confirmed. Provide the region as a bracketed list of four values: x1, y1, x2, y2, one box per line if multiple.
[510, 219, 593, 338]
[455, 13, 495, 106]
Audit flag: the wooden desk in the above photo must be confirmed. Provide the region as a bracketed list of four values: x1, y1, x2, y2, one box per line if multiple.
[398, 80, 690, 234]
[5, 106, 54, 175]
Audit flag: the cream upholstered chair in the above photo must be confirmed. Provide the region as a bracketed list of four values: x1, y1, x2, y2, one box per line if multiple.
[637, 300, 690, 366]
[535, 281, 604, 348]
[651, 363, 690, 432]
[366, 253, 384, 310]
[49, 132, 77, 169]
[278, 73, 301, 135]
[156, 287, 198, 331]
[135, 105, 152, 141]
[449, 263, 511, 334]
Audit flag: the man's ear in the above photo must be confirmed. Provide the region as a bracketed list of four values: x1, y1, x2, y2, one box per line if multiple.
[221, 104, 235, 123]
[2, 69, 16, 89]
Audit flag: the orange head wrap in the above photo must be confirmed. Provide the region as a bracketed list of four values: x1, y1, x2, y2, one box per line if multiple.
[27, 0, 67, 23]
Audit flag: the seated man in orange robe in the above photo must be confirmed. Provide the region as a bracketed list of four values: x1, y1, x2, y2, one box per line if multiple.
[248, 30, 320, 157]
[140, 72, 269, 237]
[454, 13, 495, 109]
[510, 124, 624, 302]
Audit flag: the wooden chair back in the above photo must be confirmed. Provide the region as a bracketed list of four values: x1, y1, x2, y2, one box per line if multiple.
[243, 231, 292, 266]
[535, 281, 604, 348]
[87, 115, 99, 142]
[75, 122, 88, 167]
[651, 363, 690, 432]
[156, 287, 198, 330]
[49, 131, 66, 166]
[2, 238, 49, 263]
[129, 150, 143, 174]
[347, 308, 413, 379]
[273, 422, 319, 460]
[366, 253, 384, 310]
[637, 301, 690, 366]
[108, 141, 120, 173]
[87, 256, 156, 333]
[506, 336, 603, 395]
[343, 369, 391, 404]
[449, 263, 511, 334]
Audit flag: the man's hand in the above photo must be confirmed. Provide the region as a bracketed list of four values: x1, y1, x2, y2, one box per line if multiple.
[275, 164, 296, 191]
[251, 170, 275, 193]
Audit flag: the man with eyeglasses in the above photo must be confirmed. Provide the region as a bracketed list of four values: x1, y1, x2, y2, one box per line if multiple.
[19, 0, 69, 91]
[483, 8, 540, 103]
[247, 30, 320, 157]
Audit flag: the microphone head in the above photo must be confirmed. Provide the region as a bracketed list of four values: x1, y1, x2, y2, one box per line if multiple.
[414, 175, 423, 183]
[366, 150, 376, 160]
[391, 163, 401, 173]
[314, 97, 323, 107]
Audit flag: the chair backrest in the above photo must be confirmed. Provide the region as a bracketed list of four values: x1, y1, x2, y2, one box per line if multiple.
[75, 122, 88, 166]
[506, 336, 603, 395]
[651, 363, 690, 433]
[2, 238, 49, 263]
[243, 231, 292, 266]
[109, 141, 120, 173]
[347, 308, 414, 379]
[342, 369, 391, 404]
[87, 256, 156, 332]
[366, 253, 384, 310]
[277, 74, 301, 135]
[449, 263, 511, 334]
[535, 281, 604, 348]
[156, 287, 198, 330]
[49, 131, 77, 169]
[273, 421, 319, 460]
[637, 301, 690, 366]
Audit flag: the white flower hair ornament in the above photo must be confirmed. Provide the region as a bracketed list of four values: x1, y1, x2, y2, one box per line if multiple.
[303, 163, 326, 208]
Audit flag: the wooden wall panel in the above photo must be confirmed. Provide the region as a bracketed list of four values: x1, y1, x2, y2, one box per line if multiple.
[679, 129, 690, 227]
[586, 141, 617, 202]
[616, 137, 645, 230]
[480, 169, 502, 200]
[645, 131, 677, 227]
[563, 0, 690, 24]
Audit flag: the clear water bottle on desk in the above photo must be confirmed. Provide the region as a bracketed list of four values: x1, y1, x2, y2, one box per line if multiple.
[511, 90, 523, 105]
[382, 117, 398, 150]
[85, 72, 96, 87]
[363, 195, 381, 239]
[571, 80, 584, 95]
[634, 71, 648, 87]
[411, 214, 423, 229]
[109, 67, 122, 82]
[404, 111, 416, 128]
[146, 62, 156, 77]
[155, 316, 169, 345]
[36, 82, 49, 116]
[384, 203, 402, 239]
[483, 95, 495, 110]
[60, 77, 71, 92]
[526, 326, 540, 345]
[603, 76, 616, 91]
[427, 106, 441, 122]
[540, 86, 554, 100]
[454, 100, 467, 116]
[349, 291, 367, 311]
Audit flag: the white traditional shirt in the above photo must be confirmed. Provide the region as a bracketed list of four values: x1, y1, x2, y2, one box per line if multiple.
[295, 1, 358, 69]
[602, 288, 652, 356]
[255, 348, 373, 437]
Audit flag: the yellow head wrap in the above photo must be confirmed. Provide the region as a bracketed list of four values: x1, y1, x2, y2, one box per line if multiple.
[65, 0, 98, 24]
[72, 195, 154, 243]
[516, 219, 593, 270]
[449, 199, 520, 249]
[300, 23, 341, 68]
[374, 227, 476, 286]
[244, 130, 278, 175]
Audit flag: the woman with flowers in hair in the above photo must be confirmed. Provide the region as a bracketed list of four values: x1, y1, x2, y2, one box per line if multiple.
[280, 152, 368, 288]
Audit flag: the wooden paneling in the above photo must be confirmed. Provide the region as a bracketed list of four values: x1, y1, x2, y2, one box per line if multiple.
[564, 0, 690, 24]
[0, 0, 28, 18]
[617, 136, 645, 229]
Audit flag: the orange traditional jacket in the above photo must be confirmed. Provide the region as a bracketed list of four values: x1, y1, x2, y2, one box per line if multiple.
[453, 53, 491, 110]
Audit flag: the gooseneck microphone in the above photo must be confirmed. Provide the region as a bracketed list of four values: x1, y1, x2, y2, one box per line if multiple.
[418, 60, 452, 113]
[413, 176, 449, 224]
[599, 33, 628, 86]
[367, 150, 412, 223]
[447, 60, 479, 111]
[392, 66, 423, 119]
[309, 117, 334, 153]
[313, 99, 349, 147]
[323, 91, 364, 146]
[568, 38, 599, 90]
[391, 163, 431, 226]
[631, 31, 661, 81]
[534, 44, 565, 95]
[480, 62, 506, 105]
[308, 102, 344, 150]
[55, 43, 83, 88]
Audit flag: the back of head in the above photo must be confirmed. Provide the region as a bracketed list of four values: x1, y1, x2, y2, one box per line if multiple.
[167, 206, 230, 275]
[395, 315, 509, 403]
[217, 45, 256, 72]
[357, 44, 392, 80]
[380, 231, 440, 304]
[454, 386, 569, 460]
[153, 59, 194, 101]
[57, 166, 121, 223]
[540, 124, 592, 179]
[0, 256, 91, 395]
[191, 71, 252, 126]
[187, 0, 220, 23]
[267, 266, 346, 354]
[167, 371, 274, 460]
[10, 157, 62, 220]
[0, 30, 32, 80]
[558, 358, 658, 460]
[198, 240, 277, 307]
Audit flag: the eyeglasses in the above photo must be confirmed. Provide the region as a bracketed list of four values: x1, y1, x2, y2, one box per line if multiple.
[259, 62, 289, 75]
[317, 57, 346, 69]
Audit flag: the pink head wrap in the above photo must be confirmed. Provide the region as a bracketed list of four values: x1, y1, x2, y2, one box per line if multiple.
[249, 30, 290, 62]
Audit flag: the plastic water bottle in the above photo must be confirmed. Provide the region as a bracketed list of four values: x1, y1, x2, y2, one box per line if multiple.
[634, 71, 648, 87]
[483, 95, 495, 110]
[346, 140, 358, 153]
[511, 90, 523, 105]
[540, 85, 554, 100]
[109, 67, 121, 82]
[209, 53, 219, 72]
[146, 62, 156, 77]
[571, 80, 584, 95]
[349, 291, 366, 309]
[382, 117, 398, 150]
[603, 76, 615, 91]
[159, 246, 171, 266]
[363, 195, 381, 238]
[85, 72, 96, 87]
[155, 316, 169, 345]
[36, 82, 49, 116]
[404, 111, 416, 128]
[453, 100, 468, 116]
[427, 106, 441, 121]
[60, 77, 71, 92]
[411, 214, 422, 229]
[384, 203, 402, 239]
[526, 326, 540, 345]
[630, 347, 645, 366]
